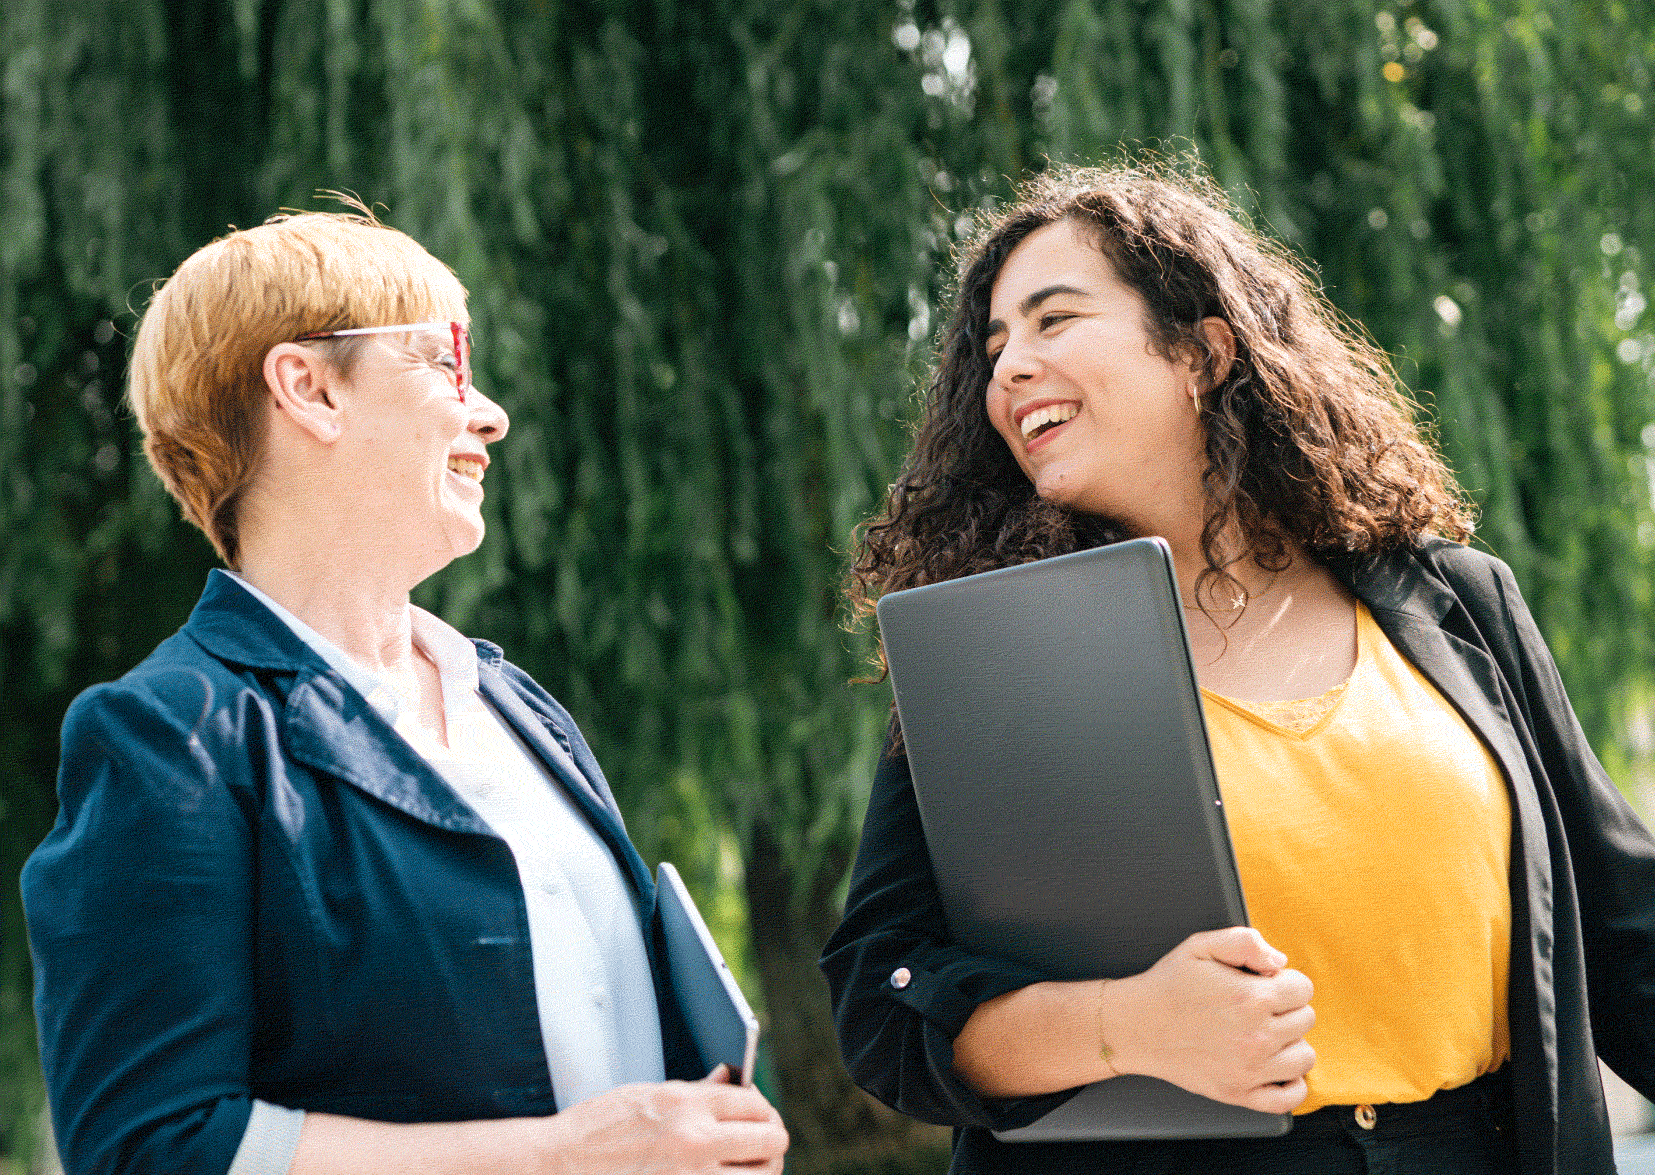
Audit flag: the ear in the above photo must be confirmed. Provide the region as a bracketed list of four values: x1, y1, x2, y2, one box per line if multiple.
[1194, 316, 1237, 392]
[263, 343, 344, 445]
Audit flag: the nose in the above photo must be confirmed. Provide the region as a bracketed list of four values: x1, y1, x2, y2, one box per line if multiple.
[991, 332, 1040, 386]
[467, 383, 510, 442]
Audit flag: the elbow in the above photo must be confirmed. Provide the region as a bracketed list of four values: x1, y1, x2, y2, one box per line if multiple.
[833, 1001, 994, 1130]
[51, 1097, 251, 1175]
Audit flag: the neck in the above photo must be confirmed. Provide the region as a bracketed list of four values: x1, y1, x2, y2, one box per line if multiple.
[1094, 440, 1234, 606]
[1159, 521, 1295, 615]
[235, 492, 431, 677]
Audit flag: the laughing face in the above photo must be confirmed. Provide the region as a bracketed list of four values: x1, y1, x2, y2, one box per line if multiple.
[983, 218, 1210, 535]
[337, 326, 509, 572]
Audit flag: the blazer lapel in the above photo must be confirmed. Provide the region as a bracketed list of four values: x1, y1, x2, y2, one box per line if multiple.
[282, 671, 496, 836]
[477, 665, 655, 901]
[1370, 611, 1552, 875]
[182, 571, 494, 836]
[188, 570, 655, 902]
[475, 667, 699, 1069]
[1338, 549, 1559, 1123]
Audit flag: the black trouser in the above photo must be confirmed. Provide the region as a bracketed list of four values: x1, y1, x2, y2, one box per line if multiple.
[954, 1069, 1518, 1175]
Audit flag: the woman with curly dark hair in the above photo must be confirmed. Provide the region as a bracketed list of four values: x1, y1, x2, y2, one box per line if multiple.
[820, 162, 1655, 1175]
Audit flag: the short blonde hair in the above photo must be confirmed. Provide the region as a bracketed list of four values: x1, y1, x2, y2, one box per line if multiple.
[128, 209, 468, 566]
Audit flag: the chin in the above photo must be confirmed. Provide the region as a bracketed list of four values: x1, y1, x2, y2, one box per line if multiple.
[454, 526, 486, 558]
[435, 517, 487, 565]
[1031, 469, 1090, 511]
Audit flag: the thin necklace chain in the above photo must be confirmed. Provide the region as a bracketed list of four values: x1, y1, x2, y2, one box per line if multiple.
[1181, 565, 1290, 613]
[1181, 597, 1245, 612]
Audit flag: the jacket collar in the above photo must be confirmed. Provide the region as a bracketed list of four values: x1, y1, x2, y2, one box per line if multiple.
[1321, 543, 1458, 628]
[282, 673, 498, 835]
[478, 666, 655, 900]
[1326, 544, 1527, 786]
[180, 571, 490, 831]
[184, 568, 332, 674]
[181, 570, 654, 899]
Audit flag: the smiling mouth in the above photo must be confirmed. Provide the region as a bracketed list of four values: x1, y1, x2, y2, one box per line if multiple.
[1019, 402, 1079, 442]
[448, 456, 484, 482]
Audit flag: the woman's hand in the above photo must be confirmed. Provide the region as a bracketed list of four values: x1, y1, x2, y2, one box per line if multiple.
[540, 1067, 789, 1174]
[1103, 926, 1315, 1114]
[952, 926, 1313, 1114]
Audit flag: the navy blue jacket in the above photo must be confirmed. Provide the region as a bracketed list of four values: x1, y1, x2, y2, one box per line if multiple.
[23, 571, 697, 1175]
[821, 539, 1655, 1175]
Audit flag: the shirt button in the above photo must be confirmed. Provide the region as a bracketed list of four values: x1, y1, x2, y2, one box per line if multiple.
[1354, 1104, 1377, 1130]
[889, 967, 912, 990]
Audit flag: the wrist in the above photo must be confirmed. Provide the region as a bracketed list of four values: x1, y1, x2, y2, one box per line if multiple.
[521, 1109, 574, 1175]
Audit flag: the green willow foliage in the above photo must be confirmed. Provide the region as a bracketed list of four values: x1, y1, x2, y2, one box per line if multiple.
[930, 0, 1655, 745]
[2, 0, 1651, 1168]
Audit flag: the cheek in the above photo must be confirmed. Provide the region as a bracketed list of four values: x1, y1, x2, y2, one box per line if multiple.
[983, 384, 1014, 440]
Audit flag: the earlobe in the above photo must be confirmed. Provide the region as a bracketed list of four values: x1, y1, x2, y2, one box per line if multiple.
[264, 343, 343, 444]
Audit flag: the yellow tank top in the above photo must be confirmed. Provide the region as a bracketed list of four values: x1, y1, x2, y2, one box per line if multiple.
[1201, 603, 1511, 1111]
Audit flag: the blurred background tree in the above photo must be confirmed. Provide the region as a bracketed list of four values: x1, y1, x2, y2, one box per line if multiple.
[1, 1, 1650, 1171]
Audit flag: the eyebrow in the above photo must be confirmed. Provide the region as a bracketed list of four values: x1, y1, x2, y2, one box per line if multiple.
[983, 283, 1093, 342]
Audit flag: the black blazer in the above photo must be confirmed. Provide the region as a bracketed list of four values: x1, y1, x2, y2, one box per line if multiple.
[820, 538, 1655, 1175]
[24, 571, 698, 1175]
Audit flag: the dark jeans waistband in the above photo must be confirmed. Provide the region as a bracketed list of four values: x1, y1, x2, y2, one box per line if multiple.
[953, 1067, 1519, 1175]
[1291, 1067, 1513, 1138]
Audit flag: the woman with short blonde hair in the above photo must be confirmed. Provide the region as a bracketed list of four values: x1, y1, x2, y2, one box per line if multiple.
[26, 207, 788, 1175]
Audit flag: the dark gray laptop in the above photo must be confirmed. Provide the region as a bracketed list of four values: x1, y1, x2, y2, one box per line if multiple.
[875, 537, 1291, 1142]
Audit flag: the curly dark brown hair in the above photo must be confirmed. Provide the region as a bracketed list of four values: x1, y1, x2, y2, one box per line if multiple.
[848, 160, 1473, 659]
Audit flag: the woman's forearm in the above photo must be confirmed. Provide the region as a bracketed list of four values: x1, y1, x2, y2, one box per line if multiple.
[952, 927, 1317, 1115]
[287, 1075, 788, 1175]
[288, 1113, 550, 1175]
[952, 978, 1117, 1097]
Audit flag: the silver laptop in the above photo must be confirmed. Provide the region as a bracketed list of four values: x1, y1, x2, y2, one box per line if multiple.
[657, 862, 760, 1085]
[875, 537, 1291, 1141]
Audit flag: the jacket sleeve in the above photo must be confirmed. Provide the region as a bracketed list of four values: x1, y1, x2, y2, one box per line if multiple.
[1474, 555, 1655, 1097]
[818, 736, 1076, 1130]
[22, 671, 264, 1175]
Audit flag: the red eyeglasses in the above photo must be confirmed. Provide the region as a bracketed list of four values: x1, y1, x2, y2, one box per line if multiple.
[294, 321, 471, 401]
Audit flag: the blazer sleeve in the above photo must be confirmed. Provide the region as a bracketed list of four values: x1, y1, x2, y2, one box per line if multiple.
[1470, 555, 1655, 1096]
[818, 735, 1075, 1130]
[22, 671, 264, 1175]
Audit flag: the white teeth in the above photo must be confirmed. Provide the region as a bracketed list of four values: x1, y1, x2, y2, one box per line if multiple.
[448, 456, 484, 482]
[1020, 402, 1078, 440]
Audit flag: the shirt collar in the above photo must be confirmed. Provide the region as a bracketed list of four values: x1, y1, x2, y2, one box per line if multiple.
[223, 572, 480, 724]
